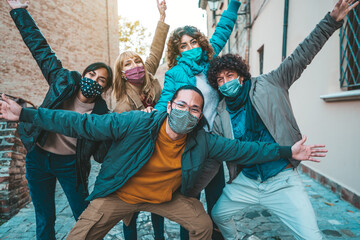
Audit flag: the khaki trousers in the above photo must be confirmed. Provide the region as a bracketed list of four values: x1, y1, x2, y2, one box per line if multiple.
[66, 192, 213, 240]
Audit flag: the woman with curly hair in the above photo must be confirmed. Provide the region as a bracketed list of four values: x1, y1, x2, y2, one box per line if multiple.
[154, 1, 242, 239]
[112, 1, 169, 239]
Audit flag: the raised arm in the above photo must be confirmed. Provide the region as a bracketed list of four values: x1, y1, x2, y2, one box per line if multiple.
[154, 70, 177, 111]
[266, 0, 358, 89]
[206, 133, 326, 165]
[210, 0, 241, 57]
[144, 0, 170, 75]
[7, 0, 65, 85]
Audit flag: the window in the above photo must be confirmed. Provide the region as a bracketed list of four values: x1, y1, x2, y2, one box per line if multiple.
[258, 45, 264, 75]
[340, 5, 360, 90]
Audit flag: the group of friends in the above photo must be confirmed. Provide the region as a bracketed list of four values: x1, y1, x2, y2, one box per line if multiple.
[0, 0, 358, 239]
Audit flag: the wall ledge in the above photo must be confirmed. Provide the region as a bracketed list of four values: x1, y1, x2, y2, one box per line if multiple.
[299, 165, 360, 209]
[320, 90, 360, 102]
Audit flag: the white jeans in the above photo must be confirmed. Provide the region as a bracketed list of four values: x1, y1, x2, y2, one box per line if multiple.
[212, 169, 323, 240]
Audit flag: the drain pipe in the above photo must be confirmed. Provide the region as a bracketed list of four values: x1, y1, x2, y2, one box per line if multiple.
[282, 0, 289, 61]
[228, 0, 231, 53]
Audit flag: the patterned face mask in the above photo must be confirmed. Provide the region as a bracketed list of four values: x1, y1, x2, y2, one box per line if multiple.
[218, 77, 242, 98]
[168, 108, 199, 134]
[80, 77, 104, 98]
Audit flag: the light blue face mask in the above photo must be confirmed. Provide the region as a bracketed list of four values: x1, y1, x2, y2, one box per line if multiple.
[180, 47, 203, 63]
[218, 77, 242, 98]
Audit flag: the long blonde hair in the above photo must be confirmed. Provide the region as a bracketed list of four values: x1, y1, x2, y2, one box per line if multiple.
[113, 51, 156, 104]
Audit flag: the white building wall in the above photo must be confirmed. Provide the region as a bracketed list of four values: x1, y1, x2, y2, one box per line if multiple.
[249, 0, 360, 194]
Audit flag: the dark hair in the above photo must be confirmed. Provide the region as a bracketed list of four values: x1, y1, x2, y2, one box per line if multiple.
[170, 85, 208, 131]
[166, 25, 215, 69]
[170, 85, 205, 110]
[207, 54, 251, 90]
[82, 62, 113, 91]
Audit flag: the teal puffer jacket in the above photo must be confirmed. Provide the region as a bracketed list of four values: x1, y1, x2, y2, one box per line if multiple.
[20, 108, 292, 201]
[155, 0, 241, 111]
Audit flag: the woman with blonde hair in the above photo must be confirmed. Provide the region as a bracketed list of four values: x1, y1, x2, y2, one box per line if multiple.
[112, 1, 169, 239]
[112, 50, 162, 113]
[112, 1, 168, 114]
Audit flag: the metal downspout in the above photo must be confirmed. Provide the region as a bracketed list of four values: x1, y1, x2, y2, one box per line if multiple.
[282, 0, 289, 61]
[228, 0, 231, 53]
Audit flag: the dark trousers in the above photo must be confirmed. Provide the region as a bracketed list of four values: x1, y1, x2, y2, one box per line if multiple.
[26, 146, 89, 240]
[123, 212, 164, 240]
[180, 164, 225, 240]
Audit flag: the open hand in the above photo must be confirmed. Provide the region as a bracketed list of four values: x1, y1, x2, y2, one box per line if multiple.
[157, 0, 167, 22]
[6, 0, 29, 9]
[0, 94, 22, 121]
[291, 136, 327, 162]
[330, 0, 359, 21]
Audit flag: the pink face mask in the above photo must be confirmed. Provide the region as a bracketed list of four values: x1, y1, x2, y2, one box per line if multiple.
[124, 66, 145, 85]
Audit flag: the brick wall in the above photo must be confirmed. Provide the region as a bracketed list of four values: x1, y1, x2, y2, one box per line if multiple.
[0, 0, 118, 221]
[0, 120, 29, 221]
[0, 0, 119, 107]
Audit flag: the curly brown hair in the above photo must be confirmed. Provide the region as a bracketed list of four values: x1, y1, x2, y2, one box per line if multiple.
[166, 25, 215, 69]
[207, 53, 251, 90]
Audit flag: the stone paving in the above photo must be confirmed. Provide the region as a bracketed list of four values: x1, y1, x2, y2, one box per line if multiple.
[0, 161, 359, 240]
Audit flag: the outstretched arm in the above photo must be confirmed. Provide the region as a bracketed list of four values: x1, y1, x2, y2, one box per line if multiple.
[267, 0, 358, 89]
[207, 133, 327, 165]
[0, 94, 130, 141]
[6, 0, 65, 85]
[145, 0, 170, 75]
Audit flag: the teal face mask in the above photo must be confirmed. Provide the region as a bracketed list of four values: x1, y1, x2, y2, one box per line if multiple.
[168, 109, 199, 134]
[218, 77, 242, 98]
[180, 47, 203, 63]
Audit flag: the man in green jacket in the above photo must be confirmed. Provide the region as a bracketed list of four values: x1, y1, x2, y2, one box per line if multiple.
[0, 86, 326, 240]
[206, 0, 357, 239]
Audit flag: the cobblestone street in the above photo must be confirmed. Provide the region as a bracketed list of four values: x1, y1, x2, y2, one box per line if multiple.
[0, 162, 359, 240]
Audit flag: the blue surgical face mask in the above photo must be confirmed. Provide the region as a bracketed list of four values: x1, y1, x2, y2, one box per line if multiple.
[168, 108, 199, 134]
[218, 77, 242, 98]
[180, 47, 203, 63]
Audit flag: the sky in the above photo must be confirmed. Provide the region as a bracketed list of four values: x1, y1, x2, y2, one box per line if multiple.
[117, 0, 208, 56]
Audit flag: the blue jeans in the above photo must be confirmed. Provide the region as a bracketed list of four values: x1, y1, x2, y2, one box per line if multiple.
[26, 146, 89, 240]
[180, 164, 225, 240]
[123, 212, 164, 240]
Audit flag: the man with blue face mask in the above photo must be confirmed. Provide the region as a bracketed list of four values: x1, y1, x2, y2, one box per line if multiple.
[0, 85, 327, 240]
[206, 1, 358, 239]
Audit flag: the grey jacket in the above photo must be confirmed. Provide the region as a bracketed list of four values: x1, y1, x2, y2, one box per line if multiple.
[227, 13, 343, 182]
